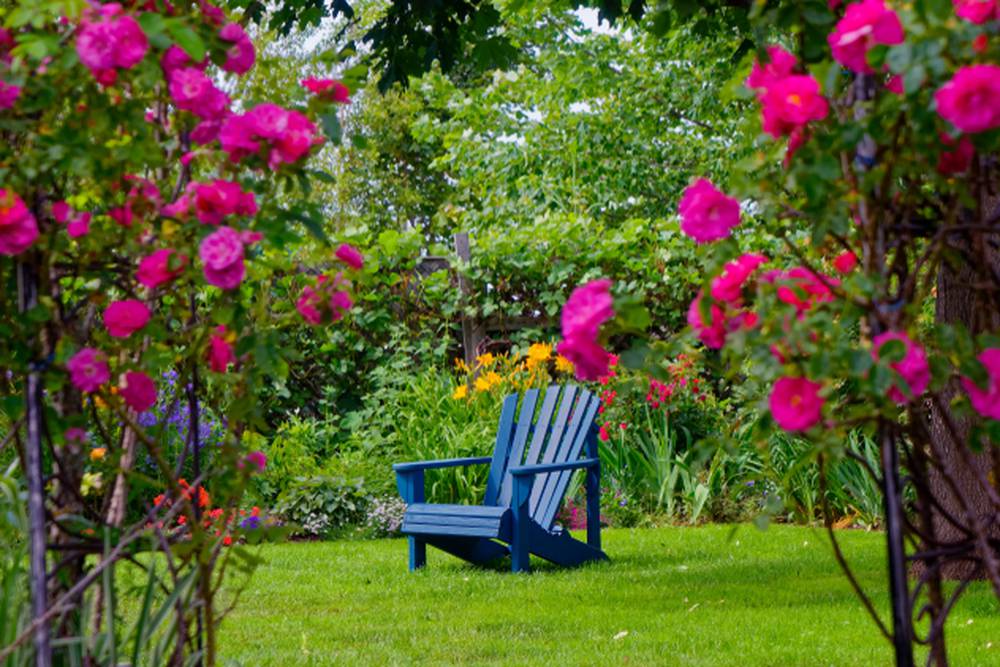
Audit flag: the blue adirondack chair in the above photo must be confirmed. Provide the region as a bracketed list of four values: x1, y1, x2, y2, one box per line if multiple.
[393, 384, 607, 573]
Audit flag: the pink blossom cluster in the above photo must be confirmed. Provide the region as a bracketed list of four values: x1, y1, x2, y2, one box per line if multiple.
[746, 45, 828, 152]
[220, 23, 255, 75]
[163, 179, 257, 225]
[75, 4, 149, 86]
[0, 189, 39, 255]
[52, 201, 92, 238]
[556, 279, 615, 381]
[168, 67, 230, 120]
[302, 78, 351, 104]
[218, 103, 324, 170]
[688, 253, 766, 349]
[296, 273, 353, 325]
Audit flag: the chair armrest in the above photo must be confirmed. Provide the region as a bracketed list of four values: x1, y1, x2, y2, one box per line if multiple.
[393, 456, 492, 473]
[508, 458, 600, 477]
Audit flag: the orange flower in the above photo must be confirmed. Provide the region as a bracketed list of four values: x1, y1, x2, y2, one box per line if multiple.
[89, 447, 106, 461]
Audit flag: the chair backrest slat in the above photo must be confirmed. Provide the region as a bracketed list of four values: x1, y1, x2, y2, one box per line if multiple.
[535, 394, 600, 528]
[483, 393, 520, 506]
[521, 385, 562, 469]
[495, 389, 540, 507]
[528, 389, 593, 524]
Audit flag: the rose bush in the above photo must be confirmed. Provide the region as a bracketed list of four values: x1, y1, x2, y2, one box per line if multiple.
[0, 1, 361, 664]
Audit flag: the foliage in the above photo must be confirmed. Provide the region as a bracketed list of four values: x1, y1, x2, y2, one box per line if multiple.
[273, 475, 368, 538]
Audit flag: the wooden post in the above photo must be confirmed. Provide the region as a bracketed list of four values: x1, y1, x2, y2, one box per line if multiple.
[454, 233, 484, 368]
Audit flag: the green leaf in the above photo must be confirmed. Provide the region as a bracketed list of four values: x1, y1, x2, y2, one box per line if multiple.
[166, 22, 206, 61]
[319, 111, 343, 145]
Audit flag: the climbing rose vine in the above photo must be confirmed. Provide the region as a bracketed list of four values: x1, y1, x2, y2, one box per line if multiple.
[0, 1, 360, 664]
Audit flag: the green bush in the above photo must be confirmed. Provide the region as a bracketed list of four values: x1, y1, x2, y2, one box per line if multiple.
[252, 417, 326, 505]
[273, 476, 368, 538]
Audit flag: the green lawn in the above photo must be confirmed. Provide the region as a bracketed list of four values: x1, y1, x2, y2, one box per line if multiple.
[220, 525, 1000, 666]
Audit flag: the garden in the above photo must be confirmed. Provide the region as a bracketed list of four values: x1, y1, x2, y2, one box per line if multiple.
[1, 0, 1000, 665]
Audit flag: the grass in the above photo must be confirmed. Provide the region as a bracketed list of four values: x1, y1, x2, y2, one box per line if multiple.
[219, 525, 1000, 666]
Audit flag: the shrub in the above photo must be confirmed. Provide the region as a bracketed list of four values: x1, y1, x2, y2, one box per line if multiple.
[273, 476, 368, 538]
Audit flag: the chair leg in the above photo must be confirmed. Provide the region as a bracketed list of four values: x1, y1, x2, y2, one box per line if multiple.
[409, 536, 426, 571]
[512, 476, 531, 573]
[586, 461, 601, 551]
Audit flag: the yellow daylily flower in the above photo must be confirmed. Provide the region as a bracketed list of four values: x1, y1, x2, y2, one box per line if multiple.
[452, 384, 468, 400]
[475, 352, 495, 368]
[555, 355, 574, 374]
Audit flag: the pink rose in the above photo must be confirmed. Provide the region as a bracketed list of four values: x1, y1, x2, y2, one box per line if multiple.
[960, 348, 1000, 420]
[103, 299, 151, 338]
[711, 253, 767, 304]
[935, 65, 1000, 134]
[76, 12, 148, 83]
[556, 279, 615, 381]
[0, 80, 20, 110]
[192, 180, 257, 225]
[678, 179, 741, 243]
[827, 0, 904, 74]
[746, 45, 797, 92]
[334, 243, 364, 270]
[0, 189, 39, 255]
[137, 248, 187, 288]
[833, 250, 859, 273]
[761, 75, 830, 138]
[168, 68, 230, 120]
[66, 213, 91, 238]
[119, 371, 156, 413]
[268, 110, 323, 168]
[770, 376, 824, 431]
[67, 348, 110, 393]
[207, 326, 236, 372]
[301, 78, 351, 103]
[244, 450, 267, 473]
[872, 331, 930, 404]
[199, 226, 246, 290]
[954, 0, 999, 23]
[296, 283, 324, 325]
[191, 118, 224, 145]
[220, 23, 255, 75]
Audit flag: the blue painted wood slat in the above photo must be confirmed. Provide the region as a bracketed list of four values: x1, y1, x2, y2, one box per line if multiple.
[495, 389, 540, 508]
[483, 394, 520, 506]
[520, 385, 562, 471]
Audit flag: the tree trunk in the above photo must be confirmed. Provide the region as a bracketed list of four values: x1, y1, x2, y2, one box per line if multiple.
[927, 194, 1000, 581]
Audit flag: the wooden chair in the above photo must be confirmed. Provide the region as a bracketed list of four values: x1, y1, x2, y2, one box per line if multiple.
[394, 385, 607, 573]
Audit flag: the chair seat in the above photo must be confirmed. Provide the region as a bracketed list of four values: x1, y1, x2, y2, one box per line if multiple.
[402, 503, 511, 539]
